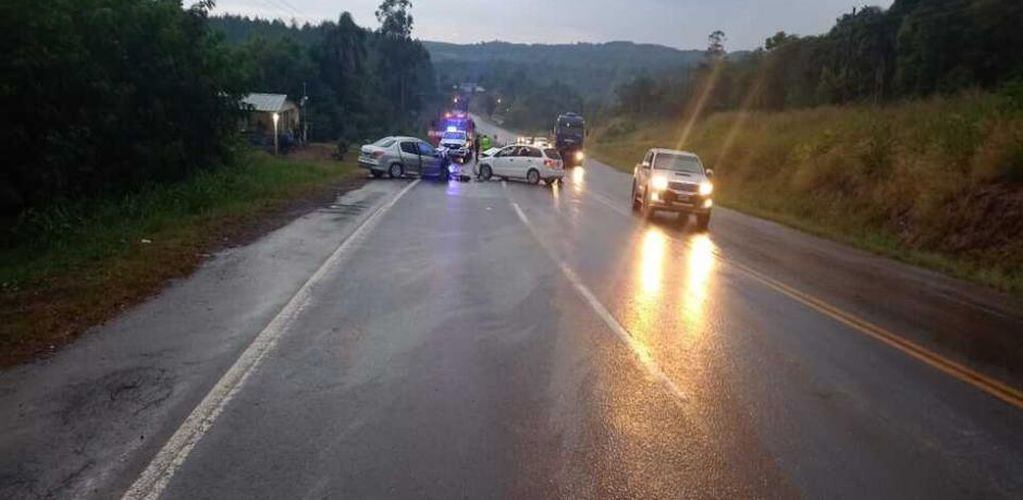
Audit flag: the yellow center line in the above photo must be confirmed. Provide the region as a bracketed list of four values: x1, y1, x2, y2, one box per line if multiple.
[580, 182, 1023, 410]
[728, 258, 1023, 409]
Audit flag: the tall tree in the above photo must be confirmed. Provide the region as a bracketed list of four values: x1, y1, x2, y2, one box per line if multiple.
[375, 0, 414, 39]
[309, 12, 370, 140]
[373, 0, 431, 126]
[706, 30, 727, 61]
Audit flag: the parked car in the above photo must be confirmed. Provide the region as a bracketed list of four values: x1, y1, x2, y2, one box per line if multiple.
[359, 136, 451, 180]
[631, 148, 714, 229]
[438, 130, 472, 163]
[477, 145, 564, 186]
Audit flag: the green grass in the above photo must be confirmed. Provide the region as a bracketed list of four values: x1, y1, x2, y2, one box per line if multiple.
[0, 150, 361, 365]
[589, 92, 1023, 294]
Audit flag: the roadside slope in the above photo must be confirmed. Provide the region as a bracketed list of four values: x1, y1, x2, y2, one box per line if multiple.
[590, 93, 1023, 294]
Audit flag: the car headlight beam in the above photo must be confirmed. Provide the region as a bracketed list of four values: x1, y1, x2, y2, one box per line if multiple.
[651, 176, 669, 191]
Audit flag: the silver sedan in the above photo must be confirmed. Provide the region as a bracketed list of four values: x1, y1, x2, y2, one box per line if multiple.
[359, 136, 451, 180]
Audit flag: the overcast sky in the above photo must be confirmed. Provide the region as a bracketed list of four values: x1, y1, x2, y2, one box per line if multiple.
[212, 0, 894, 50]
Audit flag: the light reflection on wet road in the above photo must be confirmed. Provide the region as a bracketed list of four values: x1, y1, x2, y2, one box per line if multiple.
[3, 117, 1023, 499]
[145, 117, 1023, 499]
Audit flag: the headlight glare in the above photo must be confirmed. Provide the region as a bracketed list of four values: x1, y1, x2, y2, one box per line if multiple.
[651, 176, 669, 191]
[699, 181, 714, 196]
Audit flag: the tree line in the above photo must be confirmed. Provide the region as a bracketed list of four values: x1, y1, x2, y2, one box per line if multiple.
[212, 4, 437, 144]
[442, 43, 700, 132]
[1, 0, 437, 216]
[614, 0, 1023, 115]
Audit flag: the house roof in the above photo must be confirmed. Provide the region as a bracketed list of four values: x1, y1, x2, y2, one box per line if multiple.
[241, 93, 292, 113]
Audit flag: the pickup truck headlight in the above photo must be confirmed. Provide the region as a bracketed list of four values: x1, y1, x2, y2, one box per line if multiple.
[699, 181, 714, 196]
[574, 151, 585, 161]
[651, 176, 669, 191]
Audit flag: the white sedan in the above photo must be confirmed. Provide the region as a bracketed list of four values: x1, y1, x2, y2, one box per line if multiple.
[477, 144, 564, 185]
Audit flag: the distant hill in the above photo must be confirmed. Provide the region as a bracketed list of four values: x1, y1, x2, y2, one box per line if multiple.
[207, 15, 715, 107]
[422, 40, 709, 101]
[422, 40, 705, 72]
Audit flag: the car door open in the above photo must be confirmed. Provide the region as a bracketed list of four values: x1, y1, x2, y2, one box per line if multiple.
[399, 141, 421, 174]
[417, 142, 441, 176]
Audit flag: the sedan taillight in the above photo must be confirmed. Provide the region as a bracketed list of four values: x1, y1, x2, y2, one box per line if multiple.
[544, 159, 562, 169]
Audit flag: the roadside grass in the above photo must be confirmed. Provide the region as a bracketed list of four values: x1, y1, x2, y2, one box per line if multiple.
[0, 148, 362, 366]
[589, 92, 1023, 294]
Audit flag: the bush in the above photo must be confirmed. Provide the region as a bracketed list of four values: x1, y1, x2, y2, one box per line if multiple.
[335, 139, 350, 159]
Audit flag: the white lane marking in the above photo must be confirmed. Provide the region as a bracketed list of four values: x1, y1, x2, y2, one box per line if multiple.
[579, 181, 1023, 408]
[510, 202, 687, 403]
[123, 180, 421, 500]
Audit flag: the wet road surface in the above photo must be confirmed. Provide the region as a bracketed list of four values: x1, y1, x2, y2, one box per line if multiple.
[2, 117, 1023, 498]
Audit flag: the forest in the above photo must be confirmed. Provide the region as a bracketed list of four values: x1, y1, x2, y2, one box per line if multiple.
[613, 0, 1023, 115]
[210, 11, 437, 144]
[1, 1, 437, 216]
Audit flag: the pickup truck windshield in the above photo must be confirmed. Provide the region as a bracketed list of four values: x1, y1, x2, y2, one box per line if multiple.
[654, 154, 703, 174]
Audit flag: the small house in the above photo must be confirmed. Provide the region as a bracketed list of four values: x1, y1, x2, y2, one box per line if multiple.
[240, 93, 299, 140]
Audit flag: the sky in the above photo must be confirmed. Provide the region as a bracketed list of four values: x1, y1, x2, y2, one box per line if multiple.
[211, 0, 895, 50]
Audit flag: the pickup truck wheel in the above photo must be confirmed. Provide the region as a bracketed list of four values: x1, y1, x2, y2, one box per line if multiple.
[631, 182, 641, 211]
[641, 191, 655, 220]
[696, 213, 711, 231]
[527, 169, 541, 185]
[388, 163, 404, 179]
[479, 164, 492, 181]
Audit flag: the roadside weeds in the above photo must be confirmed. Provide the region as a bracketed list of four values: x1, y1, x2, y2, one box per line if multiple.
[0, 149, 364, 367]
[589, 94, 1023, 295]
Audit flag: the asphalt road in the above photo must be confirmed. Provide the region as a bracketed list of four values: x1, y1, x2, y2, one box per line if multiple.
[2, 116, 1022, 498]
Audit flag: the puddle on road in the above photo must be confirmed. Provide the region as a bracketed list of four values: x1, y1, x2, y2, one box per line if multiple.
[318, 190, 387, 221]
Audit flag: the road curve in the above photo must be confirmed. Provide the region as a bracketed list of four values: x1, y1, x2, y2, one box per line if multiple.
[0, 117, 1021, 498]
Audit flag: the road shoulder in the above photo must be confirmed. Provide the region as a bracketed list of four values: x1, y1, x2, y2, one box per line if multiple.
[0, 178, 406, 499]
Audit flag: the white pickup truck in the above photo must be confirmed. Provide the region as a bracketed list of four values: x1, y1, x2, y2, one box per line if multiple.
[631, 148, 715, 230]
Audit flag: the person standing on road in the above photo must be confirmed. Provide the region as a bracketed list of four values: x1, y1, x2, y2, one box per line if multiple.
[473, 134, 481, 163]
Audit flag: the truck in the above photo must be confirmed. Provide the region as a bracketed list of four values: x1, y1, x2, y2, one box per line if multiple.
[554, 112, 586, 167]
